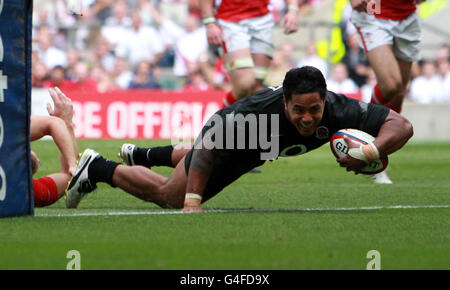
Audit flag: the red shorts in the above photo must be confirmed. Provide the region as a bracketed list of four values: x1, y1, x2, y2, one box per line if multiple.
[33, 177, 59, 207]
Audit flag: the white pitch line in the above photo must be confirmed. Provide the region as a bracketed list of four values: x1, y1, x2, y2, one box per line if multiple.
[34, 204, 450, 218]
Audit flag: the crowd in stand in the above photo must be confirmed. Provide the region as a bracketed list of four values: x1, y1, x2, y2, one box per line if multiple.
[31, 0, 449, 103]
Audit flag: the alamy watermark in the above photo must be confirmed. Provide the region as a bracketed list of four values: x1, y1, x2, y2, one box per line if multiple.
[171, 112, 281, 161]
[66, 250, 81, 270]
[366, 250, 381, 270]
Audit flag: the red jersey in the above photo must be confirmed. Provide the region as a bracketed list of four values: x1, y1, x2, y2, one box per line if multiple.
[215, 0, 270, 22]
[374, 0, 416, 21]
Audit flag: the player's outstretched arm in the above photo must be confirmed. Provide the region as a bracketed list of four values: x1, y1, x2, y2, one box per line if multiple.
[337, 110, 413, 173]
[183, 147, 216, 213]
[372, 110, 414, 157]
[46, 87, 78, 175]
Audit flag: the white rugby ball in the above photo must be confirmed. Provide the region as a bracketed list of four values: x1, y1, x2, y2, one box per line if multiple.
[330, 128, 388, 174]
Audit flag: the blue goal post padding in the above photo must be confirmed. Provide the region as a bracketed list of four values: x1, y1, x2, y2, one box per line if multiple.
[0, 0, 34, 217]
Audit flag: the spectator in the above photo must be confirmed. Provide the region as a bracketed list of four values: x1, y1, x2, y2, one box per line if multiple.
[341, 33, 370, 87]
[326, 63, 359, 94]
[115, 11, 165, 69]
[89, 0, 114, 24]
[36, 27, 67, 70]
[71, 61, 98, 92]
[65, 49, 83, 80]
[159, 0, 189, 26]
[89, 36, 116, 73]
[43, 65, 73, 91]
[104, 0, 131, 26]
[183, 62, 211, 91]
[112, 57, 134, 90]
[101, 1, 132, 50]
[135, 0, 156, 26]
[297, 42, 328, 79]
[143, 3, 186, 68]
[33, 6, 57, 29]
[409, 61, 440, 104]
[32, 0, 76, 28]
[32, 61, 49, 88]
[128, 60, 161, 89]
[173, 14, 208, 78]
[435, 44, 449, 63]
[435, 57, 450, 102]
[92, 67, 120, 93]
[54, 0, 77, 26]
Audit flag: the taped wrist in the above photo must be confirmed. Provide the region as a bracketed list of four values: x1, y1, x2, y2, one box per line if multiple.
[202, 16, 216, 25]
[348, 143, 380, 163]
[288, 5, 299, 12]
[184, 193, 202, 207]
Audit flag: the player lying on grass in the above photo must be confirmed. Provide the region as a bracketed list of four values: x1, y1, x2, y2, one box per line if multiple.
[65, 66, 413, 212]
[31, 87, 78, 207]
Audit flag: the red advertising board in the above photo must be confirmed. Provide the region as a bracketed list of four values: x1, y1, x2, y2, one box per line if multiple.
[69, 89, 224, 140]
[38, 89, 362, 141]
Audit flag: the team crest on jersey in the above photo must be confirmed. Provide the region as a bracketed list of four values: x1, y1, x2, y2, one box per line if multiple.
[315, 126, 329, 139]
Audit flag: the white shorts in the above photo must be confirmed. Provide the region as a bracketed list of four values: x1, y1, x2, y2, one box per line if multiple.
[351, 11, 421, 62]
[217, 13, 275, 58]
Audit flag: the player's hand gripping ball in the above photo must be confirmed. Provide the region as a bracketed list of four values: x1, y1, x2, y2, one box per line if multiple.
[330, 129, 388, 174]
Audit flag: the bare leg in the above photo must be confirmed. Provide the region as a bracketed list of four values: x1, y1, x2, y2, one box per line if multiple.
[252, 52, 272, 90]
[112, 157, 188, 208]
[388, 58, 412, 109]
[367, 45, 409, 109]
[171, 143, 192, 167]
[47, 172, 72, 199]
[225, 48, 257, 100]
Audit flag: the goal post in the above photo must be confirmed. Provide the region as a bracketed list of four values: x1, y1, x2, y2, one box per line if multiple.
[0, 0, 34, 217]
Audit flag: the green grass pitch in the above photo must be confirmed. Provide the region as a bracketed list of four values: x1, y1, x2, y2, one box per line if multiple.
[1, 139, 449, 269]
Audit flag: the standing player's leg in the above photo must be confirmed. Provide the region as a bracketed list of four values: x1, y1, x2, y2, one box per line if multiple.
[367, 45, 411, 113]
[387, 58, 413, 111]
[219, 17, 267, 107]
[249, 13, 275, 90]
[252, 52, 272, 88]
[223, 48, 257, 105]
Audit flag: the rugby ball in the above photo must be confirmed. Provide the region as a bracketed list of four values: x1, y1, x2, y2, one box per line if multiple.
[330, 128, 388, 174]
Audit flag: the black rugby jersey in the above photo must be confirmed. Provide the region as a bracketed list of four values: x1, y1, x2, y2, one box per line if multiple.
[206, 86, 389, 158]
[185, 86, 390, 198]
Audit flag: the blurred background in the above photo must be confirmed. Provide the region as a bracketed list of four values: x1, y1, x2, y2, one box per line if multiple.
[31, 0, 449, 102]
[29, 0, 450, 141]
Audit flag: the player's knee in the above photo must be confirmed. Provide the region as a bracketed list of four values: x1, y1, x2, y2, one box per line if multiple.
[33, 177, 59, 207]
[383, 78, 404, 98]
